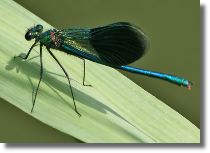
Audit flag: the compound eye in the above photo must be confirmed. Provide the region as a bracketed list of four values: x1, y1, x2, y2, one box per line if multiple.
[25, 31, 33, 41]
[36, 24, 43, 32]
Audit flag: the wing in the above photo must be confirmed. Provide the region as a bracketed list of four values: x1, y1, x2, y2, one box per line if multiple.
[58, 22, 150, 66]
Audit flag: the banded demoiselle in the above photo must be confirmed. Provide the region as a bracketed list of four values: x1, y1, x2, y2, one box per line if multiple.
[14, 22, 193, 116]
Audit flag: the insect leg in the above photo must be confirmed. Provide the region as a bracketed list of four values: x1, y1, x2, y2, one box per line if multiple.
[31, 44, 43, 113]
[76, 57, 92, 87]
[46, 48, 81, 117]
[14, 41, 38, 60]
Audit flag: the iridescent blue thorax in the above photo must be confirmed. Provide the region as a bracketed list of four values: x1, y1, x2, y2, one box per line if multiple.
[38, 29, 57, 48]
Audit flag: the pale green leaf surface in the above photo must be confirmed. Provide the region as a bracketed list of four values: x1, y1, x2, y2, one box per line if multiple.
[0, 0, 199, 143]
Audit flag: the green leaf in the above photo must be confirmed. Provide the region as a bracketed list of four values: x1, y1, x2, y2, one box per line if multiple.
[0, 0, 199, 143]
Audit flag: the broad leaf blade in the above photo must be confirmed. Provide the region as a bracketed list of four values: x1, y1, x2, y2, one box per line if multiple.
[0, 0, 199, 143]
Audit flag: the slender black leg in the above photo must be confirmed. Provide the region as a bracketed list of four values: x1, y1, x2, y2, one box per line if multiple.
[14, 41, 37, 60]
[47, 48, 81, 117]
[31, 45, 43, 113]
[74, 57, 92, 87]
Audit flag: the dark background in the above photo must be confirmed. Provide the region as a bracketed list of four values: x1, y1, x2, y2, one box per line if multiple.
[0, 0, 200, 142]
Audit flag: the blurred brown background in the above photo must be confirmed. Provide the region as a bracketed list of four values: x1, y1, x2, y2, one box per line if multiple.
[0, 0, 200, 142]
